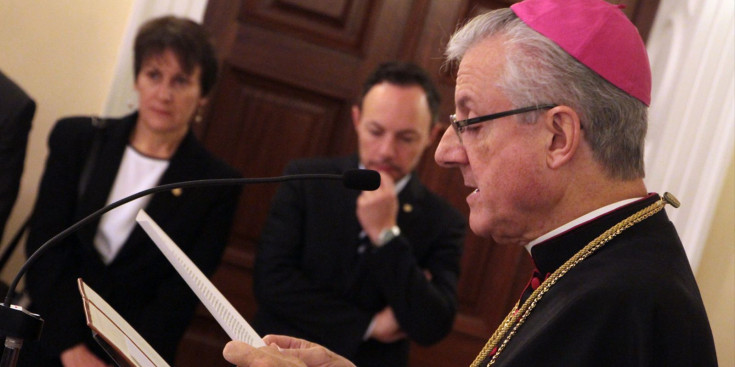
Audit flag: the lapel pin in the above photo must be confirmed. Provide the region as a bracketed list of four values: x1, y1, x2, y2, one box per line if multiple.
[171, 188, 183, 197]
[402, 203, 413, 213]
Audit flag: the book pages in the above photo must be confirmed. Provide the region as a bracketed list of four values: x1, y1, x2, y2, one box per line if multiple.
[78, 278, 170, 367]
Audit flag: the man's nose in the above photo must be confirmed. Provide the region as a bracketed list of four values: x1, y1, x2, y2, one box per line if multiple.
[435, 126, 466, 167]
[377, 135, 396, 158]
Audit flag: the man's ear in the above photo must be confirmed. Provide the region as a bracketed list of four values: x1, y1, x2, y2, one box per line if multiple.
[544, 106, 581, 169]
[351, 105, 361, 131]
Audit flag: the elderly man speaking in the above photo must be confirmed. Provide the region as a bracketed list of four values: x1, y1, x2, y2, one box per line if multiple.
[221, 0, 718, 366]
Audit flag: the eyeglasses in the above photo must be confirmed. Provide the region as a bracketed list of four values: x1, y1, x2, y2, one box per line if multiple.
[449, 104, 557, 142]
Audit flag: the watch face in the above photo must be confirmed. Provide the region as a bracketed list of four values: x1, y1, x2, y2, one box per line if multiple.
[377, 226, 400, 247]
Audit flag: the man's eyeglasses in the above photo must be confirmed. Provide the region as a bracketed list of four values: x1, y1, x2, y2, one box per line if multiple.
[449, 104, 557, 143]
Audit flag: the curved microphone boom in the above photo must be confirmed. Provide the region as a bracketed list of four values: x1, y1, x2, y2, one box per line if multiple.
[3, 169, 378, 305]
[0, 169, 379, 365]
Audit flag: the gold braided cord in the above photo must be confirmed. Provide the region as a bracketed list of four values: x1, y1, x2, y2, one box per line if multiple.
[470, 195, 671, 367]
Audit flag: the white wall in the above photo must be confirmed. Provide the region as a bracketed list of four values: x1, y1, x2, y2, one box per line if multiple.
[0, 0, 135, 280]
[645, 1, 734, 364]
[697, 160, 735, 367]
[645, 0, 734, 271]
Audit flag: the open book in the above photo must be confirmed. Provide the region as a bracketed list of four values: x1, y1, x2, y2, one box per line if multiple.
[79, 278, 170, 367]
[79, 209, 264, 366]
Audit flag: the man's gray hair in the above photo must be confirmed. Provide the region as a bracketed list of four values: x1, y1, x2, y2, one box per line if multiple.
[446, 8, 647, 180]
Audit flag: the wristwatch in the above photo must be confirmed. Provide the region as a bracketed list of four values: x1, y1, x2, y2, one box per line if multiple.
[375, 225, 401, 247]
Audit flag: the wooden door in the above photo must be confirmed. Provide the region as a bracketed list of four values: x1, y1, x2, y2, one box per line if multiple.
[176, 1, 659, 366]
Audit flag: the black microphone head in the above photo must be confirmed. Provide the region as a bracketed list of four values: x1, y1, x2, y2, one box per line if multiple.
[343, 169, 380, 191]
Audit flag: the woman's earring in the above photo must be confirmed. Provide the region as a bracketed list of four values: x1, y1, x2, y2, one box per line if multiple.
[194, 107, 203, 123]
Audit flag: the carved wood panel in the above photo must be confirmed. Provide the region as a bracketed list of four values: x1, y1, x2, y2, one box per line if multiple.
[239, 0, 376, 54]
[177, 1, 659, 366]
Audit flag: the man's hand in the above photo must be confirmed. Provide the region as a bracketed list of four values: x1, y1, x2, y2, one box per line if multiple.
[367, 270, 432, 343]
[356, 171, 399, 242]
[60, 343, 112, 367]
[223, 335, 355, 367]
[369, 307, 407, 343]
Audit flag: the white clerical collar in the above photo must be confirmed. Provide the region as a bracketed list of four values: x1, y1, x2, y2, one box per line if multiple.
[358, 164, 411, 194]
[524, 197, 644, 253]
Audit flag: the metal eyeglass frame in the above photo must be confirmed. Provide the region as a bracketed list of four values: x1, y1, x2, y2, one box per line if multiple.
[449, 104, 557, 142]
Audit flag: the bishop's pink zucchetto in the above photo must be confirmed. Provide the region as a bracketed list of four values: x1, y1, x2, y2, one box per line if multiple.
[511, 0, 652, 106]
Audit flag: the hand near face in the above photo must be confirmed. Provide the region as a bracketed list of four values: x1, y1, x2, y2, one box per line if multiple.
[369, 307, 407, 343]
[223, 335, 355, 367]
[60, 343, 113, 367]
[356, 171, 399, 242]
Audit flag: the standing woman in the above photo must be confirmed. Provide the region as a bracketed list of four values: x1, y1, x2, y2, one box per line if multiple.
[21, 16, 241, 366]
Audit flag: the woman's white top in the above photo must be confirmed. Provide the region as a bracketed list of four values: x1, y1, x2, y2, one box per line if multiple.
[93, 145, 169, 264]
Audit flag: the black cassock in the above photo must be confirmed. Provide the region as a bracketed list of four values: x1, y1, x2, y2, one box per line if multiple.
[478, 194, 717, 367]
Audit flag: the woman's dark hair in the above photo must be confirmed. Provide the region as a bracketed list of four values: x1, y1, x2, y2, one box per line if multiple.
[358, 61, 441, 125]
[134, 15, 218, 96]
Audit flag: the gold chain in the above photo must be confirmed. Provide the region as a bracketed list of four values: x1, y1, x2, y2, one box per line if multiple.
[470, 194, 677, 367]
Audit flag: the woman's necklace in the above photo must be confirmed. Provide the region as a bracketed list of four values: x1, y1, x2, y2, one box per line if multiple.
[470, 193, 680, 367]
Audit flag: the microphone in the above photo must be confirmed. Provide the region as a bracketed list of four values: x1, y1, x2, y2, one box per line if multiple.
[343, 168, 380, 191]
[0, 169, 380, 365]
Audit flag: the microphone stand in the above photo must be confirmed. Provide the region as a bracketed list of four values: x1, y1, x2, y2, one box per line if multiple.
[0, 172, 372, 367]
